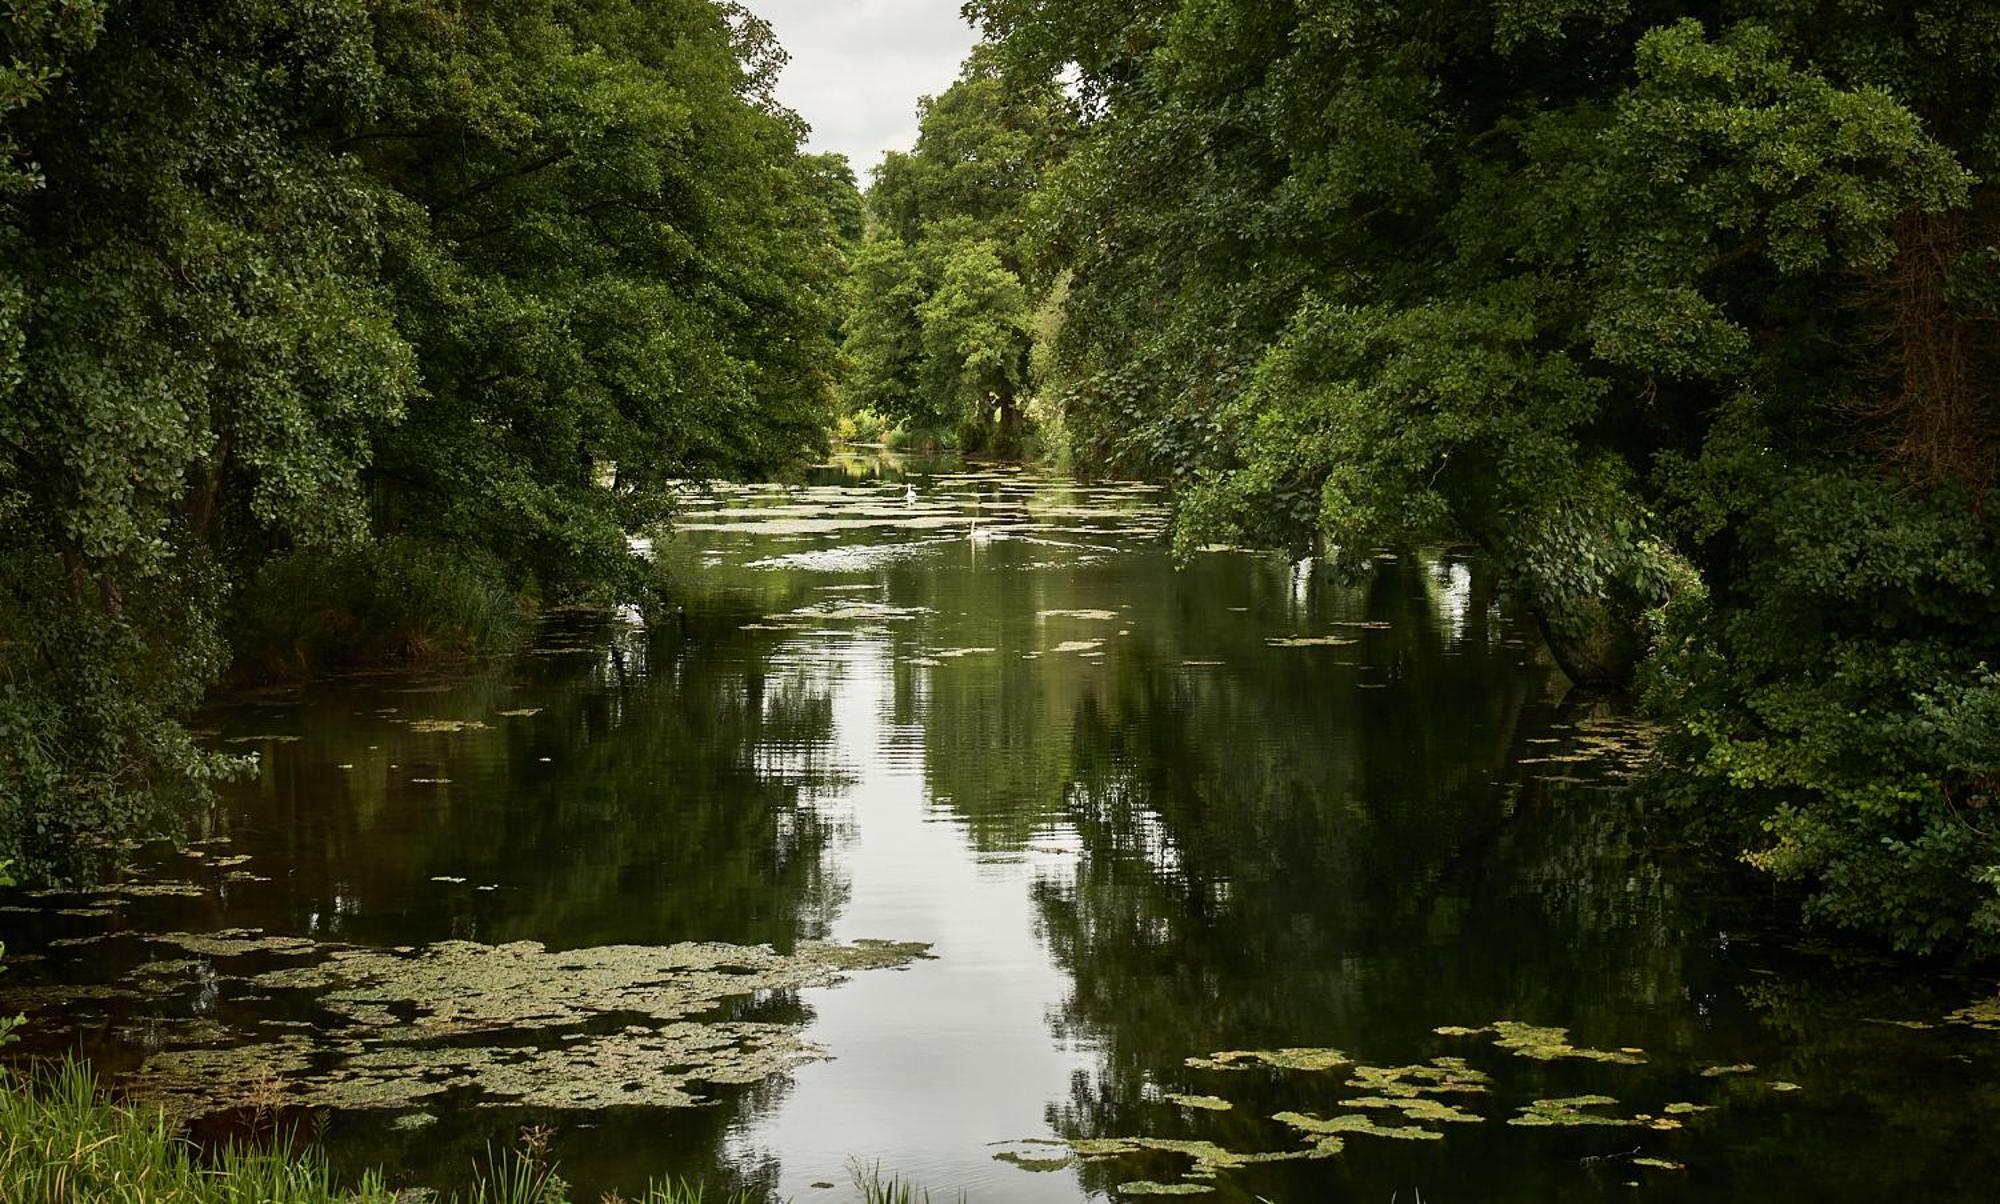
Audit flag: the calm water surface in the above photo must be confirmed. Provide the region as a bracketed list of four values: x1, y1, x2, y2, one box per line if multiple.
[6, 456, 2000, 1202]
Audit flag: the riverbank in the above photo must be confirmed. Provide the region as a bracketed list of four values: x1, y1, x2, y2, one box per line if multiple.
[0, 1060, 745, 1204]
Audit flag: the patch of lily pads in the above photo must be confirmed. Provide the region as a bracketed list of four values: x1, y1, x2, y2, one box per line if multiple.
[1435, 1020, 1646, 1064]
[1000, 1022, 1781, 1194]
[81, 932, 931, 1118]
[1184, 1047, 1349, 1072]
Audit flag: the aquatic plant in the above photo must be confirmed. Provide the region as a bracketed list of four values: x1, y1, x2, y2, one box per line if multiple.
[107, 935, 929, 1117]
[0, 1059, 764, 1203]
[0, 1060, 398, 1203]
[0, 862, 20, 1048]
[850, 1158, 967, 1204]
[1436, 1021, 1646, 1065]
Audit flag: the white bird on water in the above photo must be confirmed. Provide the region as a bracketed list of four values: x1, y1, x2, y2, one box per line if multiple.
[904, 483, 917, 506]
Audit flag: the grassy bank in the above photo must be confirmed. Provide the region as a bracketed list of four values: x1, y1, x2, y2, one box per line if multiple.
[229, 537, 534, 683]
[0, 1061, 746, 1204]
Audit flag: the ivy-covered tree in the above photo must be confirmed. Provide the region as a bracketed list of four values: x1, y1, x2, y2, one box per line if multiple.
[971, 0, 2000, 953]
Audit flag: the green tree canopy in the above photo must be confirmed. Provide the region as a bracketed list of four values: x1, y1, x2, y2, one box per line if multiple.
[970, 0, 2000, 953]
[0, 0, 843, 873]
[840, 49, 1075, 451]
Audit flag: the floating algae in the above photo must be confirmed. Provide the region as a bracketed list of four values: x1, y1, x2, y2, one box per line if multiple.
[1634, 1157, 1684, 1171]
[1946, 993, 2000, 1031]
[1345, 1057, 1490, 1097]
[1060, 1136, 1336, 1181]
[157, 930, 319, 958]
[108, 935, 929, 1117]
[1438, 1021, 1645, 1065]
[1185, 1047, 1349, 1073]
[1162, 1093, 1232, 1112]
[1769, 1081, 1802, 1092]
[1337, 1096, 1481, 1124]
[1274, 1110, 1442, 1141]
[404, 719, 488, 734]
[1118, 1183, 1211, 1197]
[1699, 1063, 1756, 1077]
[1265, 636, 1358, 648]
[992, 1150, 1075, 1172]
[1508, 1096, 1629, 1127]
[110, 883, 208, 899]
[1663, 1102, 1711, 1115]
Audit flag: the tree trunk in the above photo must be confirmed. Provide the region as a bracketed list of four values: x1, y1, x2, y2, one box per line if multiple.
[994, 391, 1025, 459]
[1524, 588, 1645, 689]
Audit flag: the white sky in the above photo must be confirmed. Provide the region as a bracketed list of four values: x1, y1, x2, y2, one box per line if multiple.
[743, 1, 982, 178]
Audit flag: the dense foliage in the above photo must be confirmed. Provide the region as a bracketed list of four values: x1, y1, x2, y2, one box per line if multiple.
[0, 1, 851, 873]
[839, 51, 1074, 453]
[966, 0, 2000, 954]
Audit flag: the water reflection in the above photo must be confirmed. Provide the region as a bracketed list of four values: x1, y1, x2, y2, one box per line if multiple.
[4, 459, 1999, 1202]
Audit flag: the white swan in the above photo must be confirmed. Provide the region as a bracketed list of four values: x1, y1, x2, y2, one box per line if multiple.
[904, 484, 917, 506]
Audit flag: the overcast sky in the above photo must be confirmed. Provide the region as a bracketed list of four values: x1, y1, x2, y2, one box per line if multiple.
[743, 1, 981, 180]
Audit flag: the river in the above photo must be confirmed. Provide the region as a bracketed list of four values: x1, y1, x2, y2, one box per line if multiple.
[4, 454, 1998, 1202]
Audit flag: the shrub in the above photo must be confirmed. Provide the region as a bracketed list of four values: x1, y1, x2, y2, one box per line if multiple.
[230, 537, 531, 682]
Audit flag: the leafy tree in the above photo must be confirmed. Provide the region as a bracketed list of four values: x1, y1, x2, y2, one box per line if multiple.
[840, 49, 1074, 452]
[355, 0, 840, 597]
[971, 1, 2000, 952]
[2, 0, 415, 872]
[0, 1, 844, 873]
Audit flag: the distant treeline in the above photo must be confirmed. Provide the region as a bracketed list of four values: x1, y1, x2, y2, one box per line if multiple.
[838, 1, 2000, 955]
[0, 1, 859, 872]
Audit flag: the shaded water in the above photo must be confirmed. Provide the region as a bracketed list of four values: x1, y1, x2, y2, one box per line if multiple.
[6, 455, 2000, 1201]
